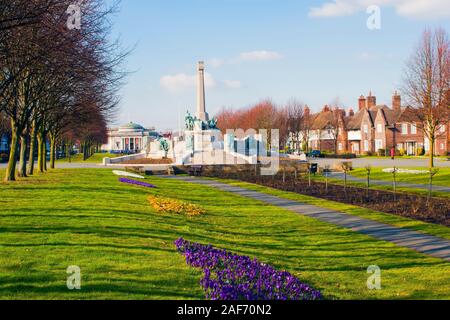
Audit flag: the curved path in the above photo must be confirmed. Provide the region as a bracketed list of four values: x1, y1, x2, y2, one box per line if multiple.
[168, 176, 450, 262]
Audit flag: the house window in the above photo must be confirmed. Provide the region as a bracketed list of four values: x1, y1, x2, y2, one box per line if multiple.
[440, 125, 446, 133]
[441, 143, 445, 150]
[377, 124, 383, 133]
[364, 140, 369, 152]
[402, 123, 408, 135]
[363, 124, 369, 134]
[411, 124, 417, 134]
[375, 139, 383, 150]
[338, 143, 343, 151]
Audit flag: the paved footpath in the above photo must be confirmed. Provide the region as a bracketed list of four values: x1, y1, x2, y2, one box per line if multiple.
[168, 176, 450, 262]
[328, 172, 450, 193]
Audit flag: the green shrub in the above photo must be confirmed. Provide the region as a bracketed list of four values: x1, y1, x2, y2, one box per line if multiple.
[0, 153, 8, 163]
[399, 148, 406, 156]
[377, 149, 386, 157]
[322, 153, 356, 159]
[416, 147, 425, 156]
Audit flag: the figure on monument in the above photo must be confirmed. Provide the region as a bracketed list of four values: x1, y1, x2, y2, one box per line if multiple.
[207, 118, 218, 130]
[185, 111, 195, 131]
[158, 138, 170, 159]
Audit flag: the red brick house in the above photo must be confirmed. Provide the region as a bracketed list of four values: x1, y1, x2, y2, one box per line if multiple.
[309, 105, 347, 153]
[301, 91, 449, 156]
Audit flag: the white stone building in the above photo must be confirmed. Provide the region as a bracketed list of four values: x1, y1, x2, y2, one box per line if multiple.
[101, 122, 158, 153]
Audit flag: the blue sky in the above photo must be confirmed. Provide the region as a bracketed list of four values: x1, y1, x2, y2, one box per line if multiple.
[107, 0, 450, 131]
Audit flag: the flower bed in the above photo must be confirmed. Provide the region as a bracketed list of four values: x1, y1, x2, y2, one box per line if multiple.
[119, 178, 156, 189]
[175, 238, 322, 300]
[148, 196, 205, 216]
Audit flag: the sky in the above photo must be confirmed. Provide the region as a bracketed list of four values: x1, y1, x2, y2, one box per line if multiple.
[105, 0, 450, 131]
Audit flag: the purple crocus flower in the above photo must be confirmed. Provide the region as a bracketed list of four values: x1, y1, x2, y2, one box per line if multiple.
[174, 238, 322, 301]
[119, 177, 156, 189]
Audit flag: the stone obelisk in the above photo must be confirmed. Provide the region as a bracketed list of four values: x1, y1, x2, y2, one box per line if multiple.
[197, 61, 209, 122]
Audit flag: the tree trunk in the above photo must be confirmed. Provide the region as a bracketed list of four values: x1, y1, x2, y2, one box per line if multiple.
[18, 135, 27, 177]
[4, 122, 19, 182]
[27, 124, 36, 175]
[43, 140, 47, 171]
[67, 143, 72, 163]
[429, 137, 435, 168]
[49, 133, 56, 169]
[82, 143, 87, 160]
[37, 132, 45, 173]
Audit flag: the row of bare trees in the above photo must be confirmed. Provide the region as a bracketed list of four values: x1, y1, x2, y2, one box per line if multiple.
[0, 0, 126, 181]
[216, 99, 315, 153]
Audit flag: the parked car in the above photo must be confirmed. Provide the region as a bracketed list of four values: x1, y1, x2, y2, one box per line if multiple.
[309, 150, 322, 158]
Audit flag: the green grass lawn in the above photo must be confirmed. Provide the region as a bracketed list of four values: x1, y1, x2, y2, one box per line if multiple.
[309, 168, 450, 199]
[350, 167, 450, 187]
[57, 153, 122, 164]
[0, 169, 449, 300]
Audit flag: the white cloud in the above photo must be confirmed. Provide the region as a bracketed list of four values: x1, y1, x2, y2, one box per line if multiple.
[208, 58, 225, 68]
[160, 72, 241, 92]
[223, 80, 242, 89]
[238, 50, 283, 62]
[309, 0, 359, 17]
[309, 0, 450, 19]
[160, 72, 216, 93]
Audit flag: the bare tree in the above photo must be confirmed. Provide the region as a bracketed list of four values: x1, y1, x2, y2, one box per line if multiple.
[300, 106, 313, 153]
[328, 98, 346, 154]
[285, 99, 304, 154]
[1, 0, 127, 181]
[403, 28, 450, 168]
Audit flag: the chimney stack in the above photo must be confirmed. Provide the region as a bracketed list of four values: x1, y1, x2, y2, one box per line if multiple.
[367, 91, 376, 109]
[392, 91, 401, 112]
[358, 95, 367, 111]
[304, 105, 310, 117]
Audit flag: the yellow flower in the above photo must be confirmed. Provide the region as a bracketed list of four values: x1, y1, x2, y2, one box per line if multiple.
[148, 195, 205, 216]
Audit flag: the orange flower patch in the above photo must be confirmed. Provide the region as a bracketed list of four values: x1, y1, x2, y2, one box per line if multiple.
[148, 195, 205, 217]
